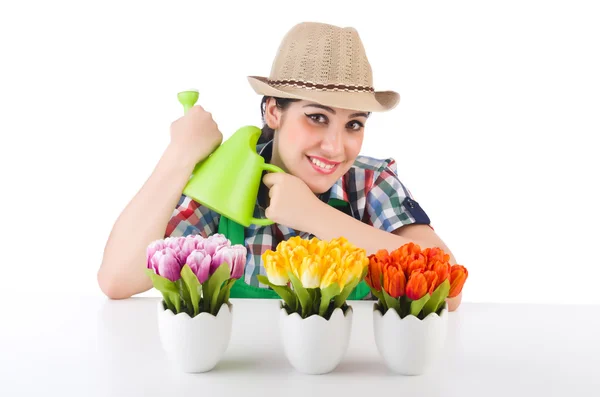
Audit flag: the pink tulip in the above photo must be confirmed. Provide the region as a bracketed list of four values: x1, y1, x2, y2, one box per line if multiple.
[230, 245, 247, 279]
[150, 247, 182, 282]
[191, 234, 205, 250]
[187, 250, 213, 283]
[178, 237, 199, 264]
[204, 233, 231, 256]
[212, 245, 247, 279]
[164, 236, 185, 251]
[146, 239, 166, 268]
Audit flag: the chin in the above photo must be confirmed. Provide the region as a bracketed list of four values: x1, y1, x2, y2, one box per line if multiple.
[304, 173, 343, 194]
[308, 184, 331, 195]
[291, 158, 349, 194]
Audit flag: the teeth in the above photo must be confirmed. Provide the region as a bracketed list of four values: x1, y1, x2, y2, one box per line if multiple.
[310, 157, 335, 170]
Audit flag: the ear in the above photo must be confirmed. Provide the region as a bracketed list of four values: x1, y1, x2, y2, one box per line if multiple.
[264, 97, 282, 130]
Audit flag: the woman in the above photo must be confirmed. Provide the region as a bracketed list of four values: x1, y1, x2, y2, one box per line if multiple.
[97, 22, 462, 310]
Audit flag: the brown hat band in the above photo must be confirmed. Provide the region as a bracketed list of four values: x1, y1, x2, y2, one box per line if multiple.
[267, 79, 375, 93]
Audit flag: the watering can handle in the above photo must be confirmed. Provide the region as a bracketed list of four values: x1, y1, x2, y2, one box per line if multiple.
[250, 163, 285, 226]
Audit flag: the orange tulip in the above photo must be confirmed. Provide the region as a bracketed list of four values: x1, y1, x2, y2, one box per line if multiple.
[365, 249, 389, 291]
[395, 242, 421, 258]
[423, 270, 438, 295]
[430, 260, 451, 289]
[390, 242, 422, 274]
[449, 264, 468, 297]
[383, 262, 406, 298]
[423, 247, 451, 270]
[406, 255, 427, 278]
[406, 271, 428, 300]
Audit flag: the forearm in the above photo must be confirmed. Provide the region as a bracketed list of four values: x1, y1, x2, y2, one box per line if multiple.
[307, 202, 415, 255]
[98, 144, 196, 299]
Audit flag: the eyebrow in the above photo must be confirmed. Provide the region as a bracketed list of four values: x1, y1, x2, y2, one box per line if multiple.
[303, 103, 369, 119]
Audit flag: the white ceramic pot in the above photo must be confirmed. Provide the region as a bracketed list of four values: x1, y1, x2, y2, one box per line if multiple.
[157, 301, 232, 373]
[279, 305, 353, 374]
[373, 303, 448, 375]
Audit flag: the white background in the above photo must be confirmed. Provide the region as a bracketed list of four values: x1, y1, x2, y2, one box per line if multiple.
[1, 0, 598, 304]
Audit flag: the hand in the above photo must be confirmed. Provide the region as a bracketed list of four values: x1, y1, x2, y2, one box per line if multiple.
[169, 105, 223, 168]
[262, 172, 324, 232]
[446, 292, 462, 312]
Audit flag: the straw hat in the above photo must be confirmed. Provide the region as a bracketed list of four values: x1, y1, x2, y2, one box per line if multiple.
[247, 22, 400, 112]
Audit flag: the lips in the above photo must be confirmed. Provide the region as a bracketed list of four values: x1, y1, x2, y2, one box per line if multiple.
[309, 155, 341, 166]
[306, 155, 341, 175]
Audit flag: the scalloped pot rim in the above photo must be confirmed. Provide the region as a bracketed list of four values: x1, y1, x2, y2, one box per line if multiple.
[372, 302, 448, 323]
[158, 300, 232, 320]
[280, 304, 353, 322]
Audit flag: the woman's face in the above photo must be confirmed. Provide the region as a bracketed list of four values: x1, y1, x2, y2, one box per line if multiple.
[266, 99, 368, 194]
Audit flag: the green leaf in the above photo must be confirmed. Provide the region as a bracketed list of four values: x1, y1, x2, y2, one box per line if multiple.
[256, 275, 298, 312]
[422, 279, 450, 317]
[410, 293, 431, 317]
[308, 288, 317, 306]
[319, 283, 341, 317]
[207, 263, 232, 315]
[309, 288, 321, 314]
[368, 285, 384, 307]
[177, 279, 190, 315]
[146, 269, 181, 313]
[400, 295, 411, 317]
[288, 272, 310, 317]
[382, 288, 401, 315]
[374, 269, 387, 311]
[334, 277, 359, 309]
[180, 265, 201, 316]
[216, 278, 236, 305]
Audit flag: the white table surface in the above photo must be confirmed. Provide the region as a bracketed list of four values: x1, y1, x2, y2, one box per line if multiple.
[1, 297, 599, 396]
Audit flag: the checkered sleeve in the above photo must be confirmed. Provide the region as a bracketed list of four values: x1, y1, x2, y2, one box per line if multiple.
[164, 194, 220, 238]
[365, 158, 431, 232]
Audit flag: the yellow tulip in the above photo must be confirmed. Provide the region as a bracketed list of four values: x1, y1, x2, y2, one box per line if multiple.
[306, 238, 327, 257]
[262, 251, 290, 286]
[320, 261, 341, 289]
[288, 245, 308, 279]
[338, 251, 368, 288]
[327, 247, 343, 266]
[299, 256, 323, 288]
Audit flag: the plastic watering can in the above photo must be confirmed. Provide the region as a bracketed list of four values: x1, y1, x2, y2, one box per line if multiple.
[177, 90, 285, 228]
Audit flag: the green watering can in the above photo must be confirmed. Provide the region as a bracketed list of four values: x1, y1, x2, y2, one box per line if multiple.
[177, 90, 285, 228]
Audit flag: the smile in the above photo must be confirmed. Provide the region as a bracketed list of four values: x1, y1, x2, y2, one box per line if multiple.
[306, 156, 341, 175]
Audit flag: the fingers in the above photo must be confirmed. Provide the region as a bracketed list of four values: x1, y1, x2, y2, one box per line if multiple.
[269, 184, 277, 198]
[264, 205, 273, 220]
[446, 292, 462, 311]
[188, 104, 206, 113]
[262, 172, 282, 189]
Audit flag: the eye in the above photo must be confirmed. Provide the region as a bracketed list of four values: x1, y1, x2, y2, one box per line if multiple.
[305, 113, 328, 124]
[347, 120, 364, 131]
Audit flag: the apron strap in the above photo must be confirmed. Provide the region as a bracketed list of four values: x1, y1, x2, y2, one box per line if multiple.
[219, 216, 280, 298]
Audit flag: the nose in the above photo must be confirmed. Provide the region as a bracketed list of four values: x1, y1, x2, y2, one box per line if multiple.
[320, 127, 343, 156]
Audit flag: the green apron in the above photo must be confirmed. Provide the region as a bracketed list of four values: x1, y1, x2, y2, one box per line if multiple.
[220, 200, 370, 300]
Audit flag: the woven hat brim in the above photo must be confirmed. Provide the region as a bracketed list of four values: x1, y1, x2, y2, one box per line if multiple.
[247, 76, 399, 112]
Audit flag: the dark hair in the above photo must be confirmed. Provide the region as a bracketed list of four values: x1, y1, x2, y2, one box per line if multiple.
[258, 96, 301, 144]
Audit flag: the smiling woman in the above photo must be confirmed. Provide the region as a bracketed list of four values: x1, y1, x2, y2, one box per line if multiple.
[98, 21, 462, 310]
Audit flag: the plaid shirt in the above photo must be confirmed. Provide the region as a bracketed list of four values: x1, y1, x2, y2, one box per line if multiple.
[165, 140, 431, 288]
